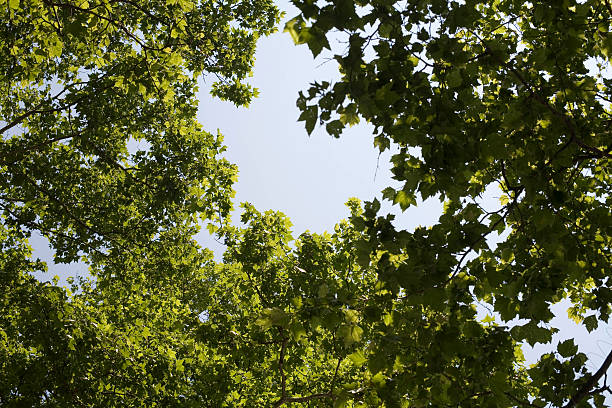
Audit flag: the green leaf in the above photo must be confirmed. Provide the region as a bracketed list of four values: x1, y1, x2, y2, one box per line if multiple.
[394, 190, 416, 210]
[368, 350, 386, 375]
[298, 105, 318, 134]
[584, 315, 598, 332]
[447, 69, 462, 88]
[557, 339, 578, 358]
[49, 42, 63, 58]
[289, 321, 307, 340]
[255, 313, 273, 330]
[338, 324, 363, 347]
[375, 83, 399, 106]
[318, 283, 329, 298]
[65, 21, 84, 36]
[348, 350, 367, 366]
[481, 314, 495, 325]
[511, 322, 554, 346]
[305, 27, 330, 57]
[326, 119, 344, 137]
[339, 104, 359, 126]
[269, 308, 290, 328]
[284, 17, 304, 44]
[333, 392, 349, 408]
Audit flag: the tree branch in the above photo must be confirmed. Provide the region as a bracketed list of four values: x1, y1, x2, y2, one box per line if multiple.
[445, 199, 515, 285]
[273, 349, 342, 407]
[563, 347, 612, 408]
[273, 335, 289, 408]
[468, 30, 611, 161]
[504, 391, 543, 407]
[283, 392, 333, 404]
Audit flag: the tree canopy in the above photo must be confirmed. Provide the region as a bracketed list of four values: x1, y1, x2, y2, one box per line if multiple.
[1, 0, 612, 407]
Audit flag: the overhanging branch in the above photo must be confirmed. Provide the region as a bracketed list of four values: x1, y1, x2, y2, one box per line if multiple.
[563, 347, 612, 408]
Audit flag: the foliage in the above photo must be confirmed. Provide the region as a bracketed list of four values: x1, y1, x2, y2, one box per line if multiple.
[0, 0, 281, 406]
[0, 0, 278, 264]
[283, 0, 612, 406]
[1, 0, 612, 407]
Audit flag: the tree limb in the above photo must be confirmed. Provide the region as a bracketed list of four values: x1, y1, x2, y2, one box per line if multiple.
[563, 347, 612, 408]
[273, 335, 289, 408]
[273, 350, 343, 407]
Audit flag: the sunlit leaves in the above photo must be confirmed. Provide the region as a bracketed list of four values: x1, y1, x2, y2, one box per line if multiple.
[0, 0, 281, 263]
[285, 17, 330, 57]
[287, 0, 612, 405]
[3, 0, 612, 406]
[0, 0, 281, 406]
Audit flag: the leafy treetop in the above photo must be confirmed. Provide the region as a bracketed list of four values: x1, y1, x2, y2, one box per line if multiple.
[282, 0, 612, 406]
[0, 0, 278, 266]
[1, 0, 612, 407]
